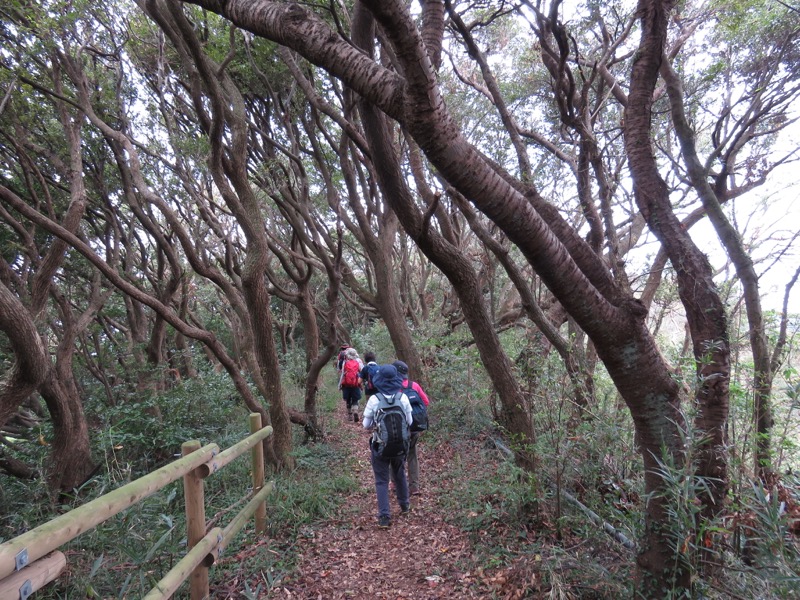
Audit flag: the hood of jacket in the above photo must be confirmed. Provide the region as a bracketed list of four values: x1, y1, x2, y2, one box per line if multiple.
[371, 364, 403, 396]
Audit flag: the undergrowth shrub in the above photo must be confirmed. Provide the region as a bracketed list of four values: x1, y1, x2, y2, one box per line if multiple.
[21, 386, 359, 598]
[279, 345, 310, 388]
[417, 330, 495, 439]
[5, 311, 797, 599]
[92, 371, 246, 477]
[46, 483, 187, 598]
[440, 446, 540, 534]
[437, 439, 634, 597]
[724, 476, 800, 598]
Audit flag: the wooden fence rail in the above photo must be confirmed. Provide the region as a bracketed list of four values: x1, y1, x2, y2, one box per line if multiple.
[0, 413, 274, 600]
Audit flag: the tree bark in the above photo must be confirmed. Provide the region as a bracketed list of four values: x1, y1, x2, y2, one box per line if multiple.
[359, 100, 537, 469]
[351, 4, 535, 467]
[624, 0, 729, 587]
[147, 0, 295, 468]
[661, 53, 773, 484]
[0, 183, 275, 460]
[0, 283, 49, 428]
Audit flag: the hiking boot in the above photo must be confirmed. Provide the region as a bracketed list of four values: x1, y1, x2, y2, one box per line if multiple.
[409, 486, 420, 496]
[378, 515, 391, 528]
[353, 411, 359, 423]
[400, 504, 411, 515]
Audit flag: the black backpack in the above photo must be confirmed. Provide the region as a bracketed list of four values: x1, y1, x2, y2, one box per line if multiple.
[403, 382, 429, 433]
[372, 392, 410, 458]
[336, 350, 347, 371]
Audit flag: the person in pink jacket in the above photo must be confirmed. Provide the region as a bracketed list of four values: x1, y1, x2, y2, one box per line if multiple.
[392, 361, 429, 495]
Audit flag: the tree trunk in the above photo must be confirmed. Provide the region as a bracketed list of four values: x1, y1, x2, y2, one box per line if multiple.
[40, 373, 96, 493]
[361, 102, 537, 469]
[175, 279, 198, 379]
[147, 0, 295, 469]
[338, 138, 425, 380]
[661, 51, 773, 484]
[624, 0, 730, 586]
[0, 283, 49, 428]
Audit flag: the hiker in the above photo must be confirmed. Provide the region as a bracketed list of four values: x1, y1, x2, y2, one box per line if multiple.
[338, 347, 364, 422]
[392, 360, 430, 496]
[335, 343, 350, 375]
[362, 364, 412, 528]
[360, 351, 379, 398]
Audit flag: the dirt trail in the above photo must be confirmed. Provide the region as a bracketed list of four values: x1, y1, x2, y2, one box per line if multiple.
[261, 408, 499, 599]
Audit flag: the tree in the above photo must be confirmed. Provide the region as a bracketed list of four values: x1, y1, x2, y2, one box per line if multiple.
[662, 0, 800, 482]
[0, 12, 105, 489]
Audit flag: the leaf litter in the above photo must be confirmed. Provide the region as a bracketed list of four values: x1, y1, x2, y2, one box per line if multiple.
[212, 407, 529, 599]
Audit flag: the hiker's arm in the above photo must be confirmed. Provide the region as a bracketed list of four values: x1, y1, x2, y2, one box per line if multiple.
[413, 381, 430, 406]
[400, 394, 413, 425]
[362, 396, 377, 429]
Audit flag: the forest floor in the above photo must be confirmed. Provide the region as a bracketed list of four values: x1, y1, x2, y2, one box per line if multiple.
[216, 405, 539, 599]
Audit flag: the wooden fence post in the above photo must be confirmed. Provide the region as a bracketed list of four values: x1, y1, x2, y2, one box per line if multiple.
[182, 440, 208, 600]
[249, 413, 267, 534]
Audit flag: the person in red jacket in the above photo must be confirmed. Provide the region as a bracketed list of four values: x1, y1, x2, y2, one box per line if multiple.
[392, 360, 429, 495]
[339, 347, 364, 422]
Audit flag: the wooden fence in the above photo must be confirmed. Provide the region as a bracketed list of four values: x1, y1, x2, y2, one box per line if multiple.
[0, 413, 274, 600]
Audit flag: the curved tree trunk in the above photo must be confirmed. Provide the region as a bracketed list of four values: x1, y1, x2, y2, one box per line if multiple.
[170, 19, 698, 594]
[0, 55, 100, 492]
[175, 279, 198, 379]
[1, 183, 279, 467]
[40, 374, 95, 493]
[0, 283, 49, 428]
[42, 282, 114, 492]
[661, 54, 773, 484]
[624, 0, 730, 586]
[338, 140, 425, 380]
[359, 100, 537, 469]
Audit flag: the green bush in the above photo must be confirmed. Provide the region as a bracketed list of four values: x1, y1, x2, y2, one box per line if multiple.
[92, 371, 246, 478]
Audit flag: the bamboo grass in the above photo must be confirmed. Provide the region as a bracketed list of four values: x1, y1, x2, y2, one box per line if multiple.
[205, 481, 275, 566]
[141, 527, 222, 600]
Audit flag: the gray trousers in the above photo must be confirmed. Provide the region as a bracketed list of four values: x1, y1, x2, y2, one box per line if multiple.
[370, 443, 409, 518]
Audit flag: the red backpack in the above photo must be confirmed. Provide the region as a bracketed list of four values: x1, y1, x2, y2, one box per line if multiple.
[341, 359, 361, 388]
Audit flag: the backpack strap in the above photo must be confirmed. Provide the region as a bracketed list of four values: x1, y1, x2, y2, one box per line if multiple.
[376, 392, 401, 408]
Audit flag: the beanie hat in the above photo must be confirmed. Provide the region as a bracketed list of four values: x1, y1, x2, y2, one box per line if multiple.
[392, 360, 409, 375]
